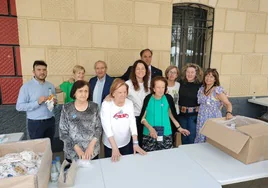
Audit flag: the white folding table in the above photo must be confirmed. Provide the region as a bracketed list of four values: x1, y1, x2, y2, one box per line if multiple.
[0, 132, 24, 144]
[180, 143, 268, 185]
[99, 148, 221, 188]
[49, 148, 221, 188]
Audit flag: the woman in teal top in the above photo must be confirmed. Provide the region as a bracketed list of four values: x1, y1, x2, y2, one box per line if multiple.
[140, 76, 190, 152]
[56, 65, 85, 103]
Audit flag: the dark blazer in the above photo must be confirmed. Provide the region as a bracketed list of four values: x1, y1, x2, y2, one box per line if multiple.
[89, 74, 114, 102]
[140, 93, 178, 137]
[120, 65, 163, 81]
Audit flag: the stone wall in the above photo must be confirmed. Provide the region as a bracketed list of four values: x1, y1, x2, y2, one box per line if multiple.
[174, 0, 268, 98]
[16, 0, 173, 103]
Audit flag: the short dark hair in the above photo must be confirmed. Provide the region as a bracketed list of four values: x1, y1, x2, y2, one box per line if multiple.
[33, 60, 47, 69]
[140, 49, 153, 57]
[150, 76, 168, 94]
[70, 80, 90, 100]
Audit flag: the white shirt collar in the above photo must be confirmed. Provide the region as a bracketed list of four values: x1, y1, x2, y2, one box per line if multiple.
[97, 74, 106, 82]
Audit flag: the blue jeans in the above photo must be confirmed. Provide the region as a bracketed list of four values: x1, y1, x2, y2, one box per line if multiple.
[178, 115, 197, 144]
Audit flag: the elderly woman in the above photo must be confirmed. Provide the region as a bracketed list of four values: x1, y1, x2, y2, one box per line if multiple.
[126, 60, 150, 147]
[179, 63, 203, 144]
[195, 68, 233, 143]
[59, 80, 102, 161]
[101, 78, 146, 162]
[140, 76, 190, 152]
[165, 65, 180, 114]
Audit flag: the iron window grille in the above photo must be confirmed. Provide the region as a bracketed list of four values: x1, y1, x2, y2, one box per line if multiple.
[171, 3, 214, 70]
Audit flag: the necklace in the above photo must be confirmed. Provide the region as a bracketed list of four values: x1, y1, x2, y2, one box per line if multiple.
[204, 85, 214, 96]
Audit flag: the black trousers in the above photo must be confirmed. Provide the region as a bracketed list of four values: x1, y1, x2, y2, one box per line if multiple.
[27, 117, 55, 142]
[135, 116, 143, 147]
[104, 141, 133, 158]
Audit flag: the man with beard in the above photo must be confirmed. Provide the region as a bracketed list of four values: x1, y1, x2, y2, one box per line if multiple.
[16, 60, 56, 142]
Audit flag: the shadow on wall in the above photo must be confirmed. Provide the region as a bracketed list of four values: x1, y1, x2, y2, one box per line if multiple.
[0, 97, 266, 152]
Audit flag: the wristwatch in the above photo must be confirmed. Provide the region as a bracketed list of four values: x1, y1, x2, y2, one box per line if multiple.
[133, 141, 139, 145]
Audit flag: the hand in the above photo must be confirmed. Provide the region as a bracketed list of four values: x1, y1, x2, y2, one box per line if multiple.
[38, 96, 47, 104]
[111, 148, 121, 162]
[74, 145, 85, 159]
[226, 113, 233, 120]
[84, 142, 95, 160]
[149, 127, 158, 139]
[178, 127, 190, 136]
[133, 145, 147, 155]
[104, 94, 112, 102]
[53, 98, 58, 105]
[68, 77, 75, 83]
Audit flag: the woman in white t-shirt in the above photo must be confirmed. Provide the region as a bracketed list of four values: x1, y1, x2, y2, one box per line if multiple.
[165, 65, 180, 115]
[101, 79, 146, 162]
[126, 60, 150, 147]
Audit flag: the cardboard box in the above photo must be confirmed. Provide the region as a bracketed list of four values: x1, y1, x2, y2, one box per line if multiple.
[174, 132, 182, 147]
[200, 116, 268, 164]
[0, 138, 52, 188]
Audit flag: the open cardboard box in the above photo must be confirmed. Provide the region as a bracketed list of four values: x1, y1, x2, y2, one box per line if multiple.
[0, 138, 52, 188]
[200, 116, 268, 164]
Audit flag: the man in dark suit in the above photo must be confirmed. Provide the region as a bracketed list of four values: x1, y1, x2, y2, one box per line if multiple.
[89, 60, 114, 106]
[120, 49, 162, 81]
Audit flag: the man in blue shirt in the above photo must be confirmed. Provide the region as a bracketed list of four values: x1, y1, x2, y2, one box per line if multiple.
[16, 60, 56, 142]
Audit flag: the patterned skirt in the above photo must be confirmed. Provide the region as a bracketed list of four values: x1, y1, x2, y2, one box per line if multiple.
[142, 134, 173, 152]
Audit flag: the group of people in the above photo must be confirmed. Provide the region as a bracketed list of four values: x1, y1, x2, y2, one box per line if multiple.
[16, 48, 233, 162]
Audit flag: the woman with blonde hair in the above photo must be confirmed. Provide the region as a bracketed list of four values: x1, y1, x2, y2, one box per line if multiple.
[101, 78, 146, 162]
[179, 63, 203, 144]
[56, 65, 85, 103]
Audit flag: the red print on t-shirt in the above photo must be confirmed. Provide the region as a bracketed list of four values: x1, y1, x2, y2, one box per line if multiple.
[113, 110, 129, 119]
